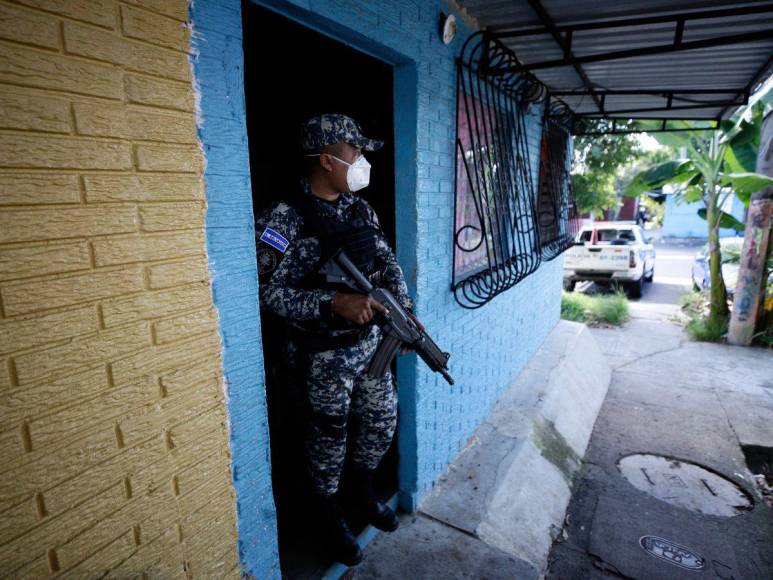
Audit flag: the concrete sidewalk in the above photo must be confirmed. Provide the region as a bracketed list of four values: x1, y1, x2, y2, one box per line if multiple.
[352, 319, 773, 579]
[547, 320, 773, 579]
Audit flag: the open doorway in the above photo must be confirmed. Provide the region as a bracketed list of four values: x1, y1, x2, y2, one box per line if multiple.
[242, 2, 397, 575]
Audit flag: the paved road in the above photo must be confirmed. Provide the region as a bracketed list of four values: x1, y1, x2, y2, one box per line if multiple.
[575, 238, 704, 322]
[548, 240, 773, 579]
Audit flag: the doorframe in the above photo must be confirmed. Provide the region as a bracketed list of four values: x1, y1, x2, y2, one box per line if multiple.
[190, 0, 420, 574]
[246, 0, 422, 511]
[247, 0, 422, 511]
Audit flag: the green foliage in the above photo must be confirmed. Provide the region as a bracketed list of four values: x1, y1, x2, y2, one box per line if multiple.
[686, 316, 728, 343]
[639, 195, 664, 227]
[623, 101, 770, 325]
[561, 292, 629, 326]
[573, 172, 618, 216]
[753, 277, 773, 348]
[723, 140, 756, 174]
[753, 327, 773, 348]
[679, 291, 705, 318]
[573, 132, 642, 215]
[679, 291, 729, 342]
[720, 95, 767, 171]
[720, 173, 773, 201]
[623, 160, 696, 197]
[696, 208, 745, 233]
[626, 103, 769, 206]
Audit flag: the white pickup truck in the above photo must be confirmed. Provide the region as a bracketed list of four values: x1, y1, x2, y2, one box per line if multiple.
[563, 222, 656, 298]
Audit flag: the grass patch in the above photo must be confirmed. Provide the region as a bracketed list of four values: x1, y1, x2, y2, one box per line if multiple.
[561, 292, 629, 326]
[679, 291, 728, 342]
[685, 316, 728, 342]
[753, 328, 773, 348]
[679, 291, 706, 318]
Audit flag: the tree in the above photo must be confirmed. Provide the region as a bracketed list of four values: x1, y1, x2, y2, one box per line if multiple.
[573, 131, 642, 216]
[624, 105, 773, 327]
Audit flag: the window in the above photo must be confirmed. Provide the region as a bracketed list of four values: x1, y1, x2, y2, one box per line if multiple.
[536, 102, 579, 261]
[452, 32, 546, 309]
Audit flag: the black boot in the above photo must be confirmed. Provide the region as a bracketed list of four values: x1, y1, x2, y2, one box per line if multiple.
[347, 465, 399, 532]
[313, 492, 363, 566]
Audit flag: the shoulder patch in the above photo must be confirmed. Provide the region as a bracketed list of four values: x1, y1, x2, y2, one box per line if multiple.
[260, 227, 289, 253]
[257, 247, 279, 276]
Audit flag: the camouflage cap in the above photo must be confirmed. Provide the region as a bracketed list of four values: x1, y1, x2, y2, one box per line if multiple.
[300, 114, 384, 152]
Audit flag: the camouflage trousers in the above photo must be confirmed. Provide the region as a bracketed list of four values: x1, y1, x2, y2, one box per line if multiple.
[300, 325, 397, 496]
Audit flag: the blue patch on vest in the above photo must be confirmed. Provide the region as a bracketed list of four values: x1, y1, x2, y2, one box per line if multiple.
[260, 227, 289, 253]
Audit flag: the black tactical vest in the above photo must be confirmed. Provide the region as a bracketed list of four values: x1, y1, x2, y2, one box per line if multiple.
[278, 190, 383, 344]
[286, 190, 382, 292]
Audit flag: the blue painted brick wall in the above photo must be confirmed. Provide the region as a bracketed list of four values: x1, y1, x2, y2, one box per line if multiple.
[189, 1, 281, 578]
[191, 0, 564, 576]
[408, 96, 563, 505]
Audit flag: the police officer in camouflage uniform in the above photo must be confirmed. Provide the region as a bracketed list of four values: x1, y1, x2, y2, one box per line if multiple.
[255, 114, 412, 565]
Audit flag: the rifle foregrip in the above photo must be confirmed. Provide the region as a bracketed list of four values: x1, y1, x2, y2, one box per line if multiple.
[368, 335, 402, 379]
[415, 332, 454, 385]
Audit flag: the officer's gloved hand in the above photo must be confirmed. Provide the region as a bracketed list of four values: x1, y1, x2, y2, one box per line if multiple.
[332, 293, 388, 325]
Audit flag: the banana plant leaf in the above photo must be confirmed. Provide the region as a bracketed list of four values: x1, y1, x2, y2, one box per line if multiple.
[696, 208, 745, 232]
[623, 160, 696, 197]
[683, 185, 704, 203]
[720, 172, 773, 204]
[724, 143, 757, 173]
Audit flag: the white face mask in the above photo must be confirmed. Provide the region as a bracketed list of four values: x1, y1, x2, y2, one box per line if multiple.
[329, 154, 371, 192]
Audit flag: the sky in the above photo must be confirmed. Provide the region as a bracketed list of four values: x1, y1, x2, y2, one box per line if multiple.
[637, 133, 661, 152]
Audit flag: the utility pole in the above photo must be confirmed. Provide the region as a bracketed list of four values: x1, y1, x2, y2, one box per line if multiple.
[728, 112, 773, 346]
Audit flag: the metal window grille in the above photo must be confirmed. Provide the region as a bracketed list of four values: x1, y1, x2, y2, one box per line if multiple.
[452, 32, 547, 309]
[537, 101, 580, 261]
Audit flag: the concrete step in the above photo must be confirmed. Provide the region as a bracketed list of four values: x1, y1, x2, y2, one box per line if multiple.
[359, 320, 611, 576]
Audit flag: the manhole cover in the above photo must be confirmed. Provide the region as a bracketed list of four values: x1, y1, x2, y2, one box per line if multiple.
[639, 535, 706, 571]
[618, 454, 752, 516]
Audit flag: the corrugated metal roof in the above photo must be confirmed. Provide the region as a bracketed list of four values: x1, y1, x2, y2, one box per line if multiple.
[458, 0, 773, 121]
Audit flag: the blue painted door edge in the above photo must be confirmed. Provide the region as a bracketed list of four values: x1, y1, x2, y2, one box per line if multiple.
[394, 63, 420, 513]
[189, 0, 280, 577]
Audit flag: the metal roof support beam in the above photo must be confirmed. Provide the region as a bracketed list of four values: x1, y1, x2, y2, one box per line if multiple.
[522, 30, 773, 70]
[555, 88, 749, 107]
[674, 19, 684, 47]
[551, 89, 747, 96]
[577, 101, 743, 116]
[494, 4, 773, 37]
[524, 0, 604, 114]
[575, 123, 719, 136]
[603, 116, 725, 121]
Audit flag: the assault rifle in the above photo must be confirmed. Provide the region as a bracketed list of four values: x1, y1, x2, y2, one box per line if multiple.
[320, 250, 454, 385]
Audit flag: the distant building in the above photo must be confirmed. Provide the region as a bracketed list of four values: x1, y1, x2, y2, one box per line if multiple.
[661, 194, 746, 239]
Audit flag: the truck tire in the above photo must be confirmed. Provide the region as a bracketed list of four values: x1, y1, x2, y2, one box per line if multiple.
[563, 280, 576, 292]
[627, 277, 644, 299]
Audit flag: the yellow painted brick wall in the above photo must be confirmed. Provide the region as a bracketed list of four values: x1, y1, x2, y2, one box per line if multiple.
[0, 1, 241, 577]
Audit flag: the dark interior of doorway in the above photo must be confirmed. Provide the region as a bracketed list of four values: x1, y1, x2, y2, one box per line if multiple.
[242, 2, 397, 576]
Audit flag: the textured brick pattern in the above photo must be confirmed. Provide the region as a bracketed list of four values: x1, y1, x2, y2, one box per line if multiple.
[0, 1, 239, 577]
